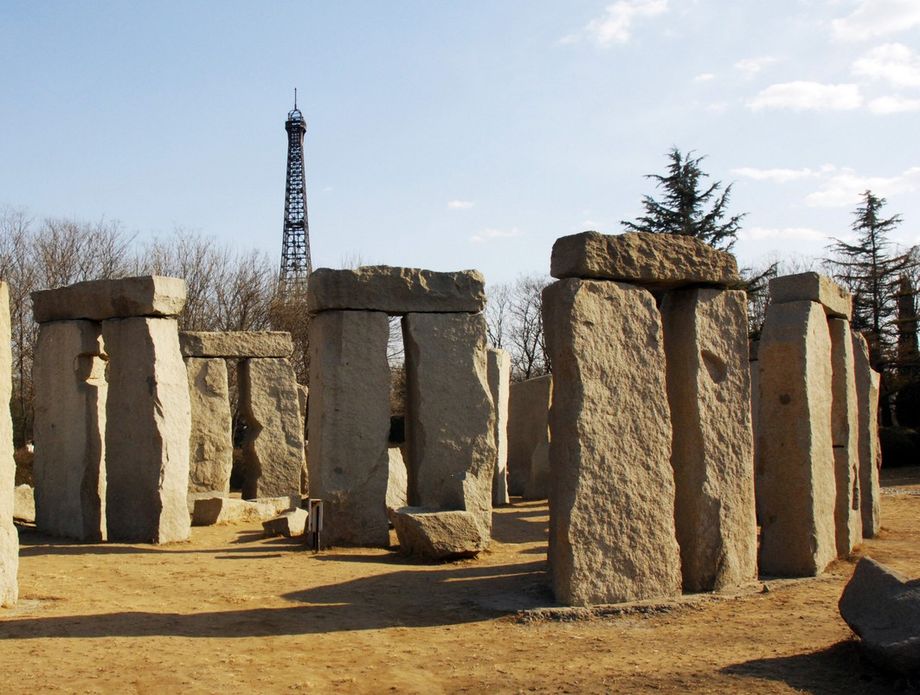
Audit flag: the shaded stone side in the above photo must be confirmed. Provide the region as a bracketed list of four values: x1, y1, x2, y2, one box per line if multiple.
[102, 317, 191, 544]
[0, 283, 17, 606]
[660, 288, 757, 592]
[757, 300, 836, 576]
[487, 348, 511, 506]
[403, 312, 495, 540]
[852, 332, 881, 537]
[185, 357, 233, 495]
[828, 318, 862, 555]
[543, 278, 681, 606]
[179, 331, 293, 358]
[507, 375, 552, 497]
[239, 358, 306, 500]
[307, 311, 391, 547]
[33, 320, 107, 541]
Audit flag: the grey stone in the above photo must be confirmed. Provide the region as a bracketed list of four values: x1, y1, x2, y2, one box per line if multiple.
[307, 310, 391, 546]
[307, 266, 486, 314]
[523, 440, 549, 501]
[661, 288, 758, 592]
[186, 358, 233, 495]
[103, 317, 191, 544]
[388, 507, 485, 560]
[33, 320, 107, 541]
[839, 557, 920, 675]
[550, 231, 740, 289]
[239, 358, 306, 500]
[757, 300, 836, 576]
[32, 275, 186, 323]
[507, 375, 552, 497]
[404, 312, 495, 541]
[263, 508, 309, 537]
[386, 447, 408, 511]
[769, 272, 852, 320]
[13, 485, 34, 523]
[853, 332, 882, 538]
[487, 348, 511, 506]
[179, 331, 293, 358]
[0, 283, 17, 606]
[543, 278, 681, 606]
[192, 496, 278, 526]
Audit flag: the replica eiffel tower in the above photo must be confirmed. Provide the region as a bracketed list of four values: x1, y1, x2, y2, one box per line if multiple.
[278, 89, 313, 299]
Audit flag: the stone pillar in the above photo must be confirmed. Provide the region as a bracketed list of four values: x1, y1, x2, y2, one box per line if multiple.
[507, 375, 552, 497]
[33, 320, 107, 541]
[403, 312, 495, 540]
[757, 300, 836, 576]
[185, 357, 233, 495]
[487, 348, 511, 506]
[0, 283, 18, 606]
[307, 311, 391, 546]
[853, 332, 881, 537]
[750, 340, 761, 524]
[239, 358, 306, 500]
[660, 288, 757, 592]
[297, 384, 309, 495]
[103, 317, 191, 544]
[829, 318, 862, 555]
[543, 278, 681, 606]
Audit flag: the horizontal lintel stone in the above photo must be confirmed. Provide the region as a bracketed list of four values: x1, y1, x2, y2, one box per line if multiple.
[769, 272, 853, 320]
[180, 331, 293, 358]
[32, 276, 187, 323]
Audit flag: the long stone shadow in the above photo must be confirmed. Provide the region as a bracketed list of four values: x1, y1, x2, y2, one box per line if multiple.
[491, 508, 548, 546]
[0, 560, 549, 639]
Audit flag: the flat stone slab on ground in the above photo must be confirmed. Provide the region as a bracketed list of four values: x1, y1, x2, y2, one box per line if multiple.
[307, 266, 486, 314]
[388, 507, 486, 560]
[769, 272, 852, 320]
[13, 485, 34, 523]
[262, 508, 309, 537]
[179, 331, 293, 358]
[32, 276, 186, 323]
[192, 497, 281, 526]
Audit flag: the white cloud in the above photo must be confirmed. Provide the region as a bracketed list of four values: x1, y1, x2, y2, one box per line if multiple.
[734, 56, 778, 79]
[832, 0, 920, 41]
[447, 200, 474, 210]
[564, 0, 668, 46]
[852, 43, 920, 87]
[469, 227, 525, 243]
[747, 81, 863, 111]
[693, 72, 715, 82]
[805, 166, 920, 206]
[731, 166, 826, 183]
[867, 95, 920, 113]
[740, 226, 827, 242]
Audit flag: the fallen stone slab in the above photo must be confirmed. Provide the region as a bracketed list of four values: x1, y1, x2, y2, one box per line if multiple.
[32, 276, 186, 323]
[769, 272, 852, 320]
[262, 508, 309, 537]
[191, 497, 279, 526]
[253, 496, 299, 515]
[839, 557, 920, 675]
[307, 266, 486, 314]
[550, 232, 740, 289]
[13, 485, 34, 524]
[179, 331, 293, 358]
[388, 507, 486, 560]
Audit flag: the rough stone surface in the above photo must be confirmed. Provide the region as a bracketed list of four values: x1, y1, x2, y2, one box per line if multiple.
[13, 485, 34, 523]
[103, 317, 191, 544]
[523, 440, 550, 501]
[33, 320, 107, 541]
[252, 496, 300, 515]
[542, 278, 682, 606]
[839, 557, 920, 675]
[185, 358, 233, 495]
[829, 318, 862, 556]
[550, 231, 740, 289]
[388, 507, 485, 560]
[507, 375, 552, 497]
[32, 275, 186, 323]
[179, 331, 293, 358]
[0, 283, 16, 606]
[853, 332, 881, 538]
[757, 300, 836, 576]
[297, 384, 309, 495]
[192, 496, 277, 526]
[239, 358, 306, 500]
[308, 266, 486, 314]
[770, 272, 852, 320]
[386, 447, 409, 511]
[262, 508, 309, 537]
[404, 312, 496, 541]
[660, 288, 758, 592]
[307, 311, 391, 547]
[487, 348, 511, 506]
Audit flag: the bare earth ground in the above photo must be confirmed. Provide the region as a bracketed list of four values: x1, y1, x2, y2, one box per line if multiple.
[2, 469, 919, 694]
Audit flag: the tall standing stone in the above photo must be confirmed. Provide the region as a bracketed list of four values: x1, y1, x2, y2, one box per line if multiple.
[829, 318, 862, 555]
[543, 278, 681, 605]
[853, 332, 881, 537]
[308, 311, 391, 546]
[33, 320, 108, 541]
[0, 283, 18, 606]
[660, 288, 757, 592]
[757, 300, 836, 576]
[403, 312, 495, 540]
[507, 375, 552, 497]
[185, 357, 233, 495]
[487, 348, 511, 506]
[103, 317, 191, 543]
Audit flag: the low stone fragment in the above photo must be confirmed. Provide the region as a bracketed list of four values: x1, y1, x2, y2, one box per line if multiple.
[191, 497, 279, 526]
[550, 231, 739, 289]
[507, 375, 552, 497]
[253, 496, 300, 515]
[839, 557, 920, 675]
[487, 348, 511, 506]
[769, 272, 852, 320]
[262, 508, 309, 537]
[523, 440, 549, 501]
[32, 276, 186, 323]
[179, 331, 293, 358]
[13, 485, 34, 523]
[386, 447, 408, 511]
[388, 507, 485, 560]
[0, 283, 17, 606]
[307, 266, 486, 314]
[186, 357, 233, 495]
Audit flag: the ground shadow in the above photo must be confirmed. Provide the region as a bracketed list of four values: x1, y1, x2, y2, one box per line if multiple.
[491, 507, 548, 546]
[881, 464, 920, 488]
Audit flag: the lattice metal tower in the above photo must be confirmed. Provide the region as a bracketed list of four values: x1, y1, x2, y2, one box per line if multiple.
[278, 89, 313, 298]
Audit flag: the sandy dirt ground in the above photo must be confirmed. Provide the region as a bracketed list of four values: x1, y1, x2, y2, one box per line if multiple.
[1, 468, 919, 694]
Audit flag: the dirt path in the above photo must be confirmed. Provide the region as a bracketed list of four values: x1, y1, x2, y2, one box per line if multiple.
[1, 469, 918, 694]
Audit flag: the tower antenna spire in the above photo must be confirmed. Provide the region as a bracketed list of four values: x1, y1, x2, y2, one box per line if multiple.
[294, 87, 297, 110]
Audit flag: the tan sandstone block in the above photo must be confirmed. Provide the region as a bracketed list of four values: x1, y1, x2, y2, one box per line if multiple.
[769, 272, 852, 320]
[852, 332, 881, 537]
[179, 331, 293, 358]
[487, 348, 511, 506]
[32, 276, 186, 323]
[386, 447, 408, 511]
[507, 375, 552, 497]
[186, 358, 233, 495]
[0, 283, 17, 606]
[388, 507, 485, 560]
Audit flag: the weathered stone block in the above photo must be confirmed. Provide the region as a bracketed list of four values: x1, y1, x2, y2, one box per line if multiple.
[33, 320, 107, 541]
[179, 331, 293, 358]
[543, 278, 681, 606]
[550, 231, 740, 289]
[507, 375, 552, 497]
[192, 496, 278, 526]
[757, 300, 836, 576]
[487, 348, 511, 506]
[103, 317, 191, 544]
[263, 508, 309, 537]
[853, 332, 881, 538]
[388, 507, 485, 560]
[386, 447, 408, 511]
[404, 312, 495, 540]
[307, 311, 391, 547]
[297, 384, 309, 495]
[32, 276, 186, 323]
[660, 288, 757, 592]
[13, 485, 34, 523]
[0, 283, 16, 606]
[186, 358, 233, 495]
[307, 266, 486, 314]
[769, 272, 852, 320]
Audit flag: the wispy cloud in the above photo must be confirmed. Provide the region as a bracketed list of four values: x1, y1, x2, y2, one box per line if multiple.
[853, 43, 920, 88]
[867, 95, 920, 113]
[831, 0, 920, 41]
[734, 56, 778, 79]
[731, 166, 828, 183]
[693, 72, 715, 83]
[740, 227, 827, 242]
[469, 227, 524, 243]
[447, 200, 474, 210]
[747, 81, 862, 111]
[561, 0, 668, 47]
[805, 166, 920, 207]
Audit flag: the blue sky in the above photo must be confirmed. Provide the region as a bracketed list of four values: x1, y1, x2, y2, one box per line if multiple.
[2, 1, 919, 284]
